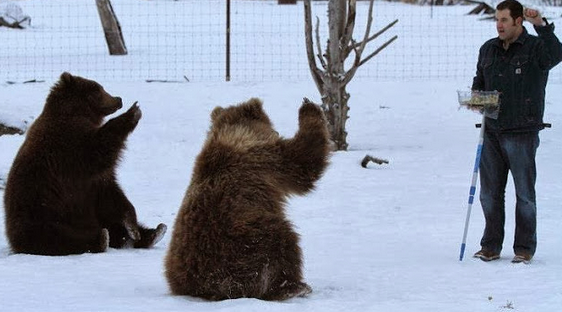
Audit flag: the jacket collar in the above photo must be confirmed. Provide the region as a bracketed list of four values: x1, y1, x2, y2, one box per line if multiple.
[492, 27, 529, 49]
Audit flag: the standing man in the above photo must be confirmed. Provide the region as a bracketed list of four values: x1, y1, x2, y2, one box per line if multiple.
[472, 0, 562, 263]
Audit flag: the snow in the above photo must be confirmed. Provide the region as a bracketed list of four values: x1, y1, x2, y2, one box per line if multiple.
[2, 1, 562, 312]
[0, 112, 28, 132]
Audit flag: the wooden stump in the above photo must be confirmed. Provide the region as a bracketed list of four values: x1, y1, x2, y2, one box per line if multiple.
[96, 0, 127, 55]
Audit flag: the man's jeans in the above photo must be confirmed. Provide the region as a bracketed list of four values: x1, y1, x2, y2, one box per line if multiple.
[479, 131, 540, 256]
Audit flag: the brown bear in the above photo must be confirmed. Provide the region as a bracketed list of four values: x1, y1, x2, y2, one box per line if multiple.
[3, 72, 166, 255]
[164, 97, 330, 301]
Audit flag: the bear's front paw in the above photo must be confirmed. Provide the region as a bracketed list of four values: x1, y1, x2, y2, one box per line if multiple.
[123, 101, 142, 126]
[299, 98, 324, 120]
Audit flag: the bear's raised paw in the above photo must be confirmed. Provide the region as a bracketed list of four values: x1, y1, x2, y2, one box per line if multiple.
[298, 99, 324, 121]
[126, 101, 142, 124]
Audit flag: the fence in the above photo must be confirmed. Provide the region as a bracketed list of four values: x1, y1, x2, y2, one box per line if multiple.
[1, 0, 561, 83]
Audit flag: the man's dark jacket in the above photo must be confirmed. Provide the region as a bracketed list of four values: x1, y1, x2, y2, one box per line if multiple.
[472, 21, 562, 132]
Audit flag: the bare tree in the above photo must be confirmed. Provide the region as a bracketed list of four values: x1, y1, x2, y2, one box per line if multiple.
[304, 0, 398, 151]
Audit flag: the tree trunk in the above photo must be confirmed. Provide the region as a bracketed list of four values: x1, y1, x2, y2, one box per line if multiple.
[327, 0, 346, 75]
[322, 83, 350, 151]
[322, 0, 349, 150]
[96, 0, 127, 55]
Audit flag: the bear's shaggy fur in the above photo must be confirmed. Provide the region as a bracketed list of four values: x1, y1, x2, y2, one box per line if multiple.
[3, 72, 166, 255]
[165, 98, 330, 301]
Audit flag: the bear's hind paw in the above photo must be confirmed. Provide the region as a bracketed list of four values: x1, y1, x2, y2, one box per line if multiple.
[150, 223, 167, 247]
[91, 228, 109, 253]
[265, 281, 312, 301]
[290, 282, 312, 298]
[135, 223, 167, 249]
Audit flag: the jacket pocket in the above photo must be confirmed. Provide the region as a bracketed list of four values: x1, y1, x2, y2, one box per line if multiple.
[510, 54, 529, 76]
[510, 54, 529, 109]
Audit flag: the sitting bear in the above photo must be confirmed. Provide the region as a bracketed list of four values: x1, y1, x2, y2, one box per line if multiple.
[3, 72, 166, 255]
[165, 98, 330, 301]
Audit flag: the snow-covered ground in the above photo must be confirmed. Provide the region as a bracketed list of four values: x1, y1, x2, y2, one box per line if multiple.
[2, 1, 562, 312]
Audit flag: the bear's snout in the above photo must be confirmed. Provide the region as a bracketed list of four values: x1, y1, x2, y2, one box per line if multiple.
[99, 96, 123, 115]
[113, 97, 123, 110]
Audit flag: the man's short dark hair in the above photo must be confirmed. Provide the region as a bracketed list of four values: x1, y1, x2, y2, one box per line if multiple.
[496, 0, 524, 20]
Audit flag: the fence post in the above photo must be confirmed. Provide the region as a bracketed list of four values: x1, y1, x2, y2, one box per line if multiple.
[226, 0, 231, 81]
[96, 0, 127, 55]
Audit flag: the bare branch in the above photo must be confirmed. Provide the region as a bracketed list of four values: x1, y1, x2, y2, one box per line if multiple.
[343, 20, 398, 84]
[356, 0, 375, 58]
[341, 35, 397, 86]
[341, 0, 356, 54]
[304, 0, 324, 92]
[358, 35, 398, 67]
[325, 39, 333, 75]
[341, 0, 375, 85]
[315, 16, 327, 70]
[352, 19, 399, 50]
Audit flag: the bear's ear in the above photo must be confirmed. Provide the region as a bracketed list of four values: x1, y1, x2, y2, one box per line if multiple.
[59, 72, 75, 86]
[246, 98, 263, 110]
[211, 107, 224, 122]
[242, 98, 265, 119]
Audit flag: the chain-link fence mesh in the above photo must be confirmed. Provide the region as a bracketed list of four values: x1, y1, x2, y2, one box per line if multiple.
[1, 0, 561, 83]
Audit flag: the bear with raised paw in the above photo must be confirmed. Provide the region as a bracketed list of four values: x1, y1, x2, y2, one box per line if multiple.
[4, 72, 166, 255]
[165, 98, 330, 300]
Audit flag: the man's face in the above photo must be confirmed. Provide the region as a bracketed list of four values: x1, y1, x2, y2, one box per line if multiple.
[495, 9, 522, 42]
